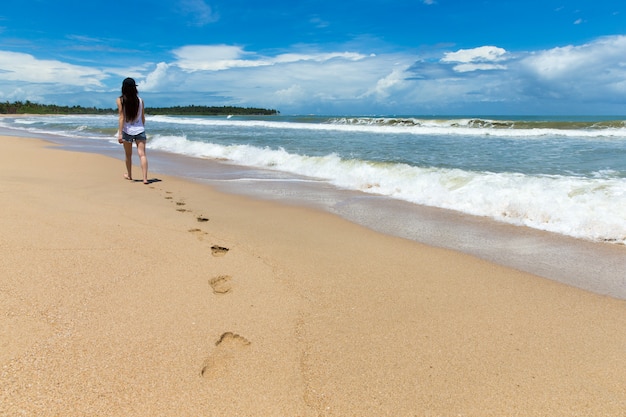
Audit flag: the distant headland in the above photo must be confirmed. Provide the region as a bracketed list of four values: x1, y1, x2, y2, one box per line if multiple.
[0, 101, 279, 116]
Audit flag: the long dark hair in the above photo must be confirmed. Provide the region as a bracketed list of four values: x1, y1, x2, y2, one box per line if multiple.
[120, 78, 139, 122]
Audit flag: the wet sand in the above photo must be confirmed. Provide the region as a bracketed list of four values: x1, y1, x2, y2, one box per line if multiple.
[1, 135, 625, 416]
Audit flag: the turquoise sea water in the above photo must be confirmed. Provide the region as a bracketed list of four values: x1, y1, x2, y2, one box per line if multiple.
[3, 114, 625, 243]
[2, 113, 626, 298]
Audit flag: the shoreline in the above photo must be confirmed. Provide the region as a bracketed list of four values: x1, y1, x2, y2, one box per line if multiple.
[118, 139, 626, 300]
[2, 135, 626, 415]
[201, 165, 626, 300]
[2, 122, 622, 300]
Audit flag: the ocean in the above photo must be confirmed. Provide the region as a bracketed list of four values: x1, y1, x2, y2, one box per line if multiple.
[2, 114, 625, 298]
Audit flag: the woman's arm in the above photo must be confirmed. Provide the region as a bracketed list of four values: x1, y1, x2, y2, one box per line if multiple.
[141, 98, 146, 125]
[117, 97, 124, 143]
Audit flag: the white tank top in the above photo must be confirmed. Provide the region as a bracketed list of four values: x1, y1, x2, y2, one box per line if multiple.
[123, 97, 145, 135]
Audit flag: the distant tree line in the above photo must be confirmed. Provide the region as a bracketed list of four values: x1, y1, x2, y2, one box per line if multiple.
[0, 101, 278, 116]
[145, 105, 278, 116]
[0, 101, 115, 114]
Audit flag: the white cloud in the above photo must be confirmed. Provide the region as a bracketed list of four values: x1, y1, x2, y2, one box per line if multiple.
[442, 46, 507, 64]
[99, 35, 626, 113]
[4, 35, 626, 115]
[173, 45, 263, 71]
[450, 63, 507, 73]
[172, 45, 369, 72]
[179, 0, 218, 26]
[0, 86, 38, 102]
[0, 51, 106, 87]
[273, 51, 367, 64]
[363, 66, 410, 99]
[273, 84, 307, 104]
[522, 45, 582, 79]
[441, 46, 508, 73]
[140, 62, 171, 91]
[135, 48, 405, 113]
[310, 17, 330, 29]
[366, 35, 621, 114]
[521, 35, 626, 82]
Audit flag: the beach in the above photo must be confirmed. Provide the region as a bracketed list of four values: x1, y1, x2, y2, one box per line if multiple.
[1, 134, 625, 416]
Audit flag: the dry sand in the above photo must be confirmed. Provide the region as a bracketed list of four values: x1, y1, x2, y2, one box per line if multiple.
[1, 135, 625, 416]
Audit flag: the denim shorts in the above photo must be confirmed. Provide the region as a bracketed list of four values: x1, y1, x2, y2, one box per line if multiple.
[121, 131, 147, 143]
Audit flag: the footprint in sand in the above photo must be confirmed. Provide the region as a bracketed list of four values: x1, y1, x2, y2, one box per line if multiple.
[197, 216, 209, 222]
[188, 228, 208, 241]
[209, 275, 232, 294]
[200, 332, 251, 379]
[215, 332, 250, 347]
[211, 245, 229, 257]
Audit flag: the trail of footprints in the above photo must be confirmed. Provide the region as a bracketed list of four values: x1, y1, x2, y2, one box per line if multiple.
[159, 188, 251, 379]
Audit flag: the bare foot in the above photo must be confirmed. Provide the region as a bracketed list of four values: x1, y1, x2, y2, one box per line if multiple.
[143, 179, 149, 184]
[124, 173, 132, 180]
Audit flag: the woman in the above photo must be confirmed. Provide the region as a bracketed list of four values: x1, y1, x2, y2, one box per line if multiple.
[117, 77, 149, 184]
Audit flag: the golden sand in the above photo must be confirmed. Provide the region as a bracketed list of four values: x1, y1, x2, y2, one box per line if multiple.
[1, 136, 625, 416]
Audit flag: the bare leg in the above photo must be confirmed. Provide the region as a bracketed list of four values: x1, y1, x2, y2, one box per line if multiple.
[123, 141, 133, 180]
[136, 140, 149, 184]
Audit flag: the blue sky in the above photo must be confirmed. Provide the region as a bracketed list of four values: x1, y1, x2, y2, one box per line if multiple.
[1, 0, 625, 115]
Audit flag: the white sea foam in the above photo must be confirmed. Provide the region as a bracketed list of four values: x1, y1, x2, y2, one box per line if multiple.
[12, 119, 40, 125]
[149, 134, 626, 244]
[148, 115, 626, 140]
[3, 115, 624, 243]
[0, 116, 116, 141]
